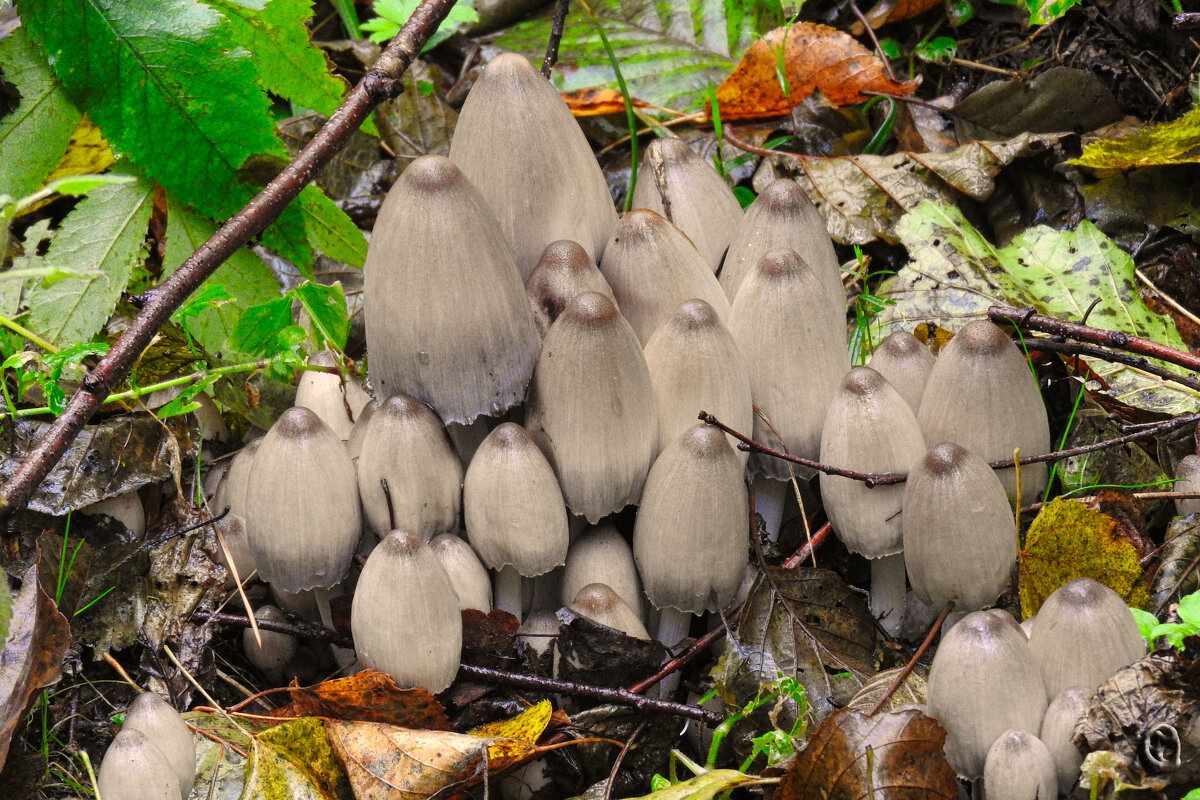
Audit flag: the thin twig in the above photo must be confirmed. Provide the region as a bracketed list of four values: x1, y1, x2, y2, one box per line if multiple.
[625, 602, 745, 695]
[540, 0, 571, 78]
[848, 1, 896, 82]
[0, 0, 460, 523]
[782, 522, 832, 569]
[603, 719, 647, 800]
[1025, 338, 1200, 394]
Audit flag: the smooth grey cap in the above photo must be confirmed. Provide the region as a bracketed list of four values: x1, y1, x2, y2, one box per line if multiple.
[294, 350, 370, 440]
[123, 693, 195, 800]
[867, 330, 936, 415]
[982, 729, 1058, 800]
[569, 582, 650, 640]
[243, 605, 298, 676]
[526, 239, 616, 337]
[1174, 454, 1200, 517]
[1039, 686, 1091, 795]
[561, 523, 642, 618]
[429, 533, 493, 612]
[97, 729, 181, 800]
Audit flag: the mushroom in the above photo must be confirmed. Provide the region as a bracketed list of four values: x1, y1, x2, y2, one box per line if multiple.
[524, 291, 657, 523]
[242, 605, 298, 683]
[643, 298, 752, 464]
[351, 530, 462, 692]
[1173, 454, 1200, 516]
[1026, 577, 1146, 700]
[516, 610, 561, 657]
[81, 491, 146, 537]
[719, 177, 842, 310]
[629, 137, 743, 271]
[356, 394, 463, 540]
[294, 350, 371, 440]
[346, 398, 377, 461]
[561, 522, 643, 620]
[1039, 686, 1092, 795]
[926, 609, 1048, 780]
[633, 423, 748, 649]
[902, 442, 1017, 614]
[525, 239, 616, 337]
[568, 582, 650, 640]
[597, 209, 731, 345]
[449, 53, 616, 277]
[429, 533, 494, 612]
[819, 366, 925, 636]
[982, 729, 1058, 800]
[463, 422, 568, 618]
[866, 330, 936, 415]
[917, 320, 1050, 506]
[363, 154, 540, 425]
[211, 439, 261, 587]
[121, 692, 195, 800]
[97, 728, 182, 800]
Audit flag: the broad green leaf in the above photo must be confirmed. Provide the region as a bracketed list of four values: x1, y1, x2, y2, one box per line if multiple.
[1073, 104, 1200, 169]
[872, 202, 1199, 415]
[293, 282, 350, 351]
[201, 0, 374, 135]
[362, 0, 479, 51]
[163, 194, 283, 360]
[0, 28, 80, 199]
[231, 297, 295, 357]
[298, 185, 367, 268]
[495, 0, 784, 112]
[24, 177, 155, 347]
[21, 0, 282, 223]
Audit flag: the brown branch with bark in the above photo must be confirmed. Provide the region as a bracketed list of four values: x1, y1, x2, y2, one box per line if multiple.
[0, 0, 458, 523]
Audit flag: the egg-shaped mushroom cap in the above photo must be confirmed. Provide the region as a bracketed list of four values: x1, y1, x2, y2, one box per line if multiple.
[244, 407, 361, 593]
[866, 330, 936, 414]
[351, 530, 462, 693]
[1174, 454, 1200, 517]
[356, 394, 462, 539]
[449, 53, 617, 277]
[629, 137, 743, 271]
[634, 423, 748, 614]
[982, 729, 1058, 800]
[902, 442, 1016, 611]
[294, 350, 371, 440]
[819, 366, 925, 558]
[215, 438, 261, 519]
[727, 247, 849, 479]
[525, 291, 657, 523]
[720, 178, 842, 309]
[598, 209, 731, 345]
[1026, 577, 1146, 700]
[526, 239, 616, 337]
[243, 604, 298, 675]
[569, 582, 650, 640]
[123, 692, 195, 800]
[364, 154, 540, 425]
[429, 533, 493, 612]
[561, 522, 643, 618]
[643, 298, 752, 463]
[346, 398, 378, 461]
[464, 422, 568, 576]
[97, 728, 182, 800]
[917, 320, 1050, 506]
[927, 609, 1048, 779]
[1039, 686, 1091, 796]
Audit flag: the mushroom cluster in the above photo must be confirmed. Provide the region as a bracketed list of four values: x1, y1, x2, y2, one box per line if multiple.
[96, 692, 195, 800]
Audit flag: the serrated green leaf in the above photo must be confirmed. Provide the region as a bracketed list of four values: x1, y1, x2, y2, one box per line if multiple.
[21, 0, 283, 223]
[201, 0, 375, 135]
[495, 0, 783, 112]
[292, 281, 349, 350]
[24, 177, 155, 347]
[1073, 104, 1200, 169]
[163, 194, 284, 360]
[231, 297, 294, 357]
[0, 28, 81, 199]
[297, 185, 367, 268]
[362, 0, 478, 50]
[872, 202, 1199, 415]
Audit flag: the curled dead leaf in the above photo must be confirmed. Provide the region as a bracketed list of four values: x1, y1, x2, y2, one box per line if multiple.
[563, 87, 652, 117]
[280, 669, 451, 730]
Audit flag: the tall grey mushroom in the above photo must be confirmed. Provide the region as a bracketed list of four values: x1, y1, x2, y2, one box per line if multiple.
[449, 53, 616, 277]
[866, 330, 936, 415]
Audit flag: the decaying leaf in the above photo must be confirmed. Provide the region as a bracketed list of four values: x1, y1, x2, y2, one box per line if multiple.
[555, 612, 667, 689]
[1074, 104, 1200, 169]
[714, 24, 918, 120]
[469, 700, 553, 768]
[712, 567, 873, 723]
[277, 113, 391, 206]
[280, 670, 451, 730]
[870, 201, 1198, 415]
[461, 607, 521, 670]
[777, 708, 957, 800]
[952, 67, 1122, 141]
[1019, 498, 1151, 618]
[852, 0, 941, 31]
[0, 563, 71, 772]
[628, 768, 773, 799]
[563, 87, 652, 116]
[757, 132, 1060, 245]
[251, 717, 355, 800]
[1152, 517, 1200, 611]
[845, 667, 927, 714]
[1056, 392, 1171, 498]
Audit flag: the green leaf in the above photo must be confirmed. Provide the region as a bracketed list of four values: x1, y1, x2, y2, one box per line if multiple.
[0, 577, 9, 644]
[1178, 591, 1200, 627]
[156, 374, 221, 419]
[0, 28, 81, 199]
[362, 0, 478, 51]
[163, 194, 283, 360]
[43, 342, 110, 413]
[1130, 607, 1160, 643]
[200, 0, 375, 135]
[495, 0, 783, 112]
[24, 176, 155, 347]
[1073, 104, 1200, 169]
[230, 297, 294, 357]
[293, 282, 349, 350]
[297, 185, 367, 268]
[1026, 0, 1080, 24]
[872, 202, 1198, 415]
[21, 0, 283, 223]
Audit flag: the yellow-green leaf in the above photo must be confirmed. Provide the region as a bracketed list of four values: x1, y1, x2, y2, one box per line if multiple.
[1073, 105, 1200, 169]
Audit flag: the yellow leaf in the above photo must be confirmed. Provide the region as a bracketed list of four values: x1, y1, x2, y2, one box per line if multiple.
[627, 769, 773, 799]
[1072, 105, 1200, 169]
[469, 699, 551, 768]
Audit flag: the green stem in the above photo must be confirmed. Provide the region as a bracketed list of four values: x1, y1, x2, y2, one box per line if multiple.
[0, 315, 59, 353]
[581, 0, 638, 211]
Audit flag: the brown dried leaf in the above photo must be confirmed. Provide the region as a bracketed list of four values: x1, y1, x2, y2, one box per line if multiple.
[714, 24, 917, 121]
[777, 708, 957, 800]
[0, 563, 71, 771]
[563, 87, 652, 117]
[461, 608, 520, 671]
[845, 667, 927, 714]
[281, 670, 451, 730]
[852, 0, 942, 31]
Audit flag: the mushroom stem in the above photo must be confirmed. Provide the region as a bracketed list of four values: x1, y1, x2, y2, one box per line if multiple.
[447, 418, 492, 468]
[314, 585, 356, 669]
[655, 607, 692, 650]
[870, 553, 907, 637]
[752, 475, 787, 541]
[494, 565, 525, 621]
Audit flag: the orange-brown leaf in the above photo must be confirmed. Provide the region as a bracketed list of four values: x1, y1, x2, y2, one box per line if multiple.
[562, 88, 651, 117]
[852, 0, 942, 32]
[715, 24, 918, 120]
[280, 670, 451, 730]
[469, 700, 552, 770]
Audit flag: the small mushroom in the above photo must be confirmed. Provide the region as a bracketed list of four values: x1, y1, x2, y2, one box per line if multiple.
[982, 729, 1058, 800]
[1039, 686, 1092, 795]
[122, 692, 195, 800]
[866, 330, 936, 415]
[525, 239, 616, 337]
[429, 533, 493, 612]
[294, 350, 371, 440]
[561, 522, 643, 620]
[568, 582, 650, 640]
[1173, 454, 1200, 517]
[96, 728, 181, 800]
[242, 605, 298, 683]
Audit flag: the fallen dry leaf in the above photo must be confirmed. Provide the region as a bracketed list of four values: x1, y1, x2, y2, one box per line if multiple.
[777, 707, 957, 800]
[563, 87, 652, 117]
[469, 700, 553, 769]
[852, 0, 942, 31]
[280, 670, 451, 730]
[714, 24, 918, 120]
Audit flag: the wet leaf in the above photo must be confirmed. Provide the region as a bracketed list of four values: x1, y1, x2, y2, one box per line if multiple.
[278, 113, 392, 203]
[1151, 517, 1200, 612]
[563, 87, 653, 116]
[496, 0, 782, 112]
[461, 608, 521, 671]
[0, 563, 71, 771]
[554, 612, 667, 689]
[1077, 166, 1200, 248]
[629, 769, 771, 799]
[845, 667, 927, 714]
[712, 567, 873, 722]
[1019, 498, 1151, 618]
[870, 201, 1198, 415]
[759, 132, 1060, 245]
[253, 717, 354, 800]
[777, 708, 957, 800]
[1056, 392, 1171, 498]
[571, 705, 683, 793]
[280, 670, 451, 730]
[1074, 104, 1200, 169]
[952, 67, 1121, 141]
[469, 700, 553, 769]
[0, 415, 198, 516]
[715, 24, 918, 120]
[372, 56, 458, 161]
